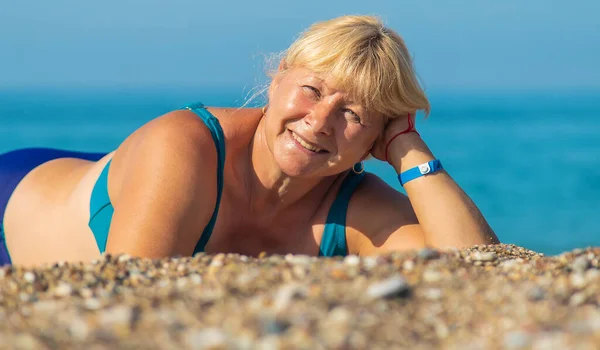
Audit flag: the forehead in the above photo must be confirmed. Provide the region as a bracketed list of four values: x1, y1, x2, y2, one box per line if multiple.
[290, 68, 356, 100]
[292, 68, 337, 85]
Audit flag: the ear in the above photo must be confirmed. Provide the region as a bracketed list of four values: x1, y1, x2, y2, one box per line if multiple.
[277, 58, 287, 72]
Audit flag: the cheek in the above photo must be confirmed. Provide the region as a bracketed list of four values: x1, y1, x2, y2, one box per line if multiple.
[336, 127, 372, 156]
[269, 93, 310, 130]
[269, 90, 291, 115]
[270, 76, 298, 103]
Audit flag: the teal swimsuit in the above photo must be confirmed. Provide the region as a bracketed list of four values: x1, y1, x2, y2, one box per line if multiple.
[89, 102, 227, 255]
[90, 102, 365, 257]
[0, 102, 366, 264]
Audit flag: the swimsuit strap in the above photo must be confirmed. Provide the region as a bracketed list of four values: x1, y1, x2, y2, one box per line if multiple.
[319, 171, 366, 257]
[182, 103, 226, 254]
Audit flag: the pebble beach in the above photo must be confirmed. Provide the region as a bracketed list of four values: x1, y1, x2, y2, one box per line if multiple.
[1, 244, 599, 349]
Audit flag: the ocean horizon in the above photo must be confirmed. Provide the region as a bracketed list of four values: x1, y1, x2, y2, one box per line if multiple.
[1, 87, 599, 256]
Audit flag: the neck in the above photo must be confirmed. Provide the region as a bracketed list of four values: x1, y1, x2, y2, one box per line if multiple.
[244, 117, 337, 215]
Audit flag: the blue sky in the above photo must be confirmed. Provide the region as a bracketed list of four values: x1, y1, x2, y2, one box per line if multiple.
[1, 0, 598, 90]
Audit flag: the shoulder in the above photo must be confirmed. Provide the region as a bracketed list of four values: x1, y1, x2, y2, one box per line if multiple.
[345, 172, 426, 255]
[107, 109, 222, 200]
[122, 108, 223, 159]
[99, 109, 228, 257]
[143, 109, 220, 148]
[110, 105, 263, 174]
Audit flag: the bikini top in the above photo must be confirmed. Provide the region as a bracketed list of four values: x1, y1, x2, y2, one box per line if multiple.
[89, 102, 366, 257]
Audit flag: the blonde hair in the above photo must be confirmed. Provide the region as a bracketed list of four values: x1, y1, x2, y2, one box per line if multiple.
[271, 15, 430, 121]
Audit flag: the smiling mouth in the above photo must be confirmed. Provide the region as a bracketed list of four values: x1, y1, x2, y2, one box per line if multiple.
[290, 131, 328, 153]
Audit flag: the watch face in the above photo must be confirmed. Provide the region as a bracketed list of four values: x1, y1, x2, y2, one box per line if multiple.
[419, 163, 431, 174]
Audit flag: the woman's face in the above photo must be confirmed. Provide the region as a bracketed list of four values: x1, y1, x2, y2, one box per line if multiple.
[264, 67, 383, 177]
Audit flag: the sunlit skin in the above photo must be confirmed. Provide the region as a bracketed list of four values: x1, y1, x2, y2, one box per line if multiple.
[249, 67, 384, 205]
[4, 64, 498, 267]
[242, 65, 498, 253]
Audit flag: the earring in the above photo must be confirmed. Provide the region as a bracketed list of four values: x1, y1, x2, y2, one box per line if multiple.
[262, 105, 268, 115]
[352, 162, 365, 174]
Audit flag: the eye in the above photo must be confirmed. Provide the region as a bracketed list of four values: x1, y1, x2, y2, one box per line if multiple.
[344, 109, 363, 125]
[302, 85, 321, 99]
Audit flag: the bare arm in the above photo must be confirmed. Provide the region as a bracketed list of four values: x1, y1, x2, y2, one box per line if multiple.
[104, 110, 218, 258]
[385, 133, 499, 249]
[346, 175, 426, 256]
[349, 133, 499, 255]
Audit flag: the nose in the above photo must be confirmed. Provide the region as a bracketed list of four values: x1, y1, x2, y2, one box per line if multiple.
[305, 101, 337, 136]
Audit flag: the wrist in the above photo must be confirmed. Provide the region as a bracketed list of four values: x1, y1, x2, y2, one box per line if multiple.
[387, 133, 435, 173]
[398, 159, 444, 186]
[383, 113, 419, 162]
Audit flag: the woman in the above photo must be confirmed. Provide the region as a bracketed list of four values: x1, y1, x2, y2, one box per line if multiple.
[0, 15, 499, 267]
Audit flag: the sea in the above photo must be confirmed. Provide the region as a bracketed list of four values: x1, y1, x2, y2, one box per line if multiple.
[1, 87, 599, 256]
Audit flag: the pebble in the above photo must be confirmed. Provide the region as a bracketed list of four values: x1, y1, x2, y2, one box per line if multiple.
[209, 259, 223, 268]
[402, 260, 415, 271]
[23, 272, 35, 283]
[189, 273, 202, 285]
[262, 317, 290, 335]
[417, 248, 441, 260]
[69, 320, 90, 341]
[257, 335, 281, 350]
[423, 288, 443, 300]
[99, 305, 132, 326]
[14, 334, 39, 350]
[499, 259, 521, 270]
[570, 292, 587, 306]
[84, 298, 102, 310]
[185, 328, 227, 349]
[284, 254, 312, 266]
[570, 273, 587, 289]
[423, 269, 442, 283]
[366, 275, 410, 299]
[362, 257, 378, 270]
[526, 286, 546, 301]
[572, 256, 590, 273]
[343, 255, 360, 266]
[117, 254, 132, 263]
[0, 243, 597, 349]
[54, 282, 73, 297]
[471, 251, 497, 262]
[327, 307, 352, 324]
[272, 283, 307, 312]
[504, 331, 532, 349]
[79, 288, 93, 299]
[585, 269, 600, 281]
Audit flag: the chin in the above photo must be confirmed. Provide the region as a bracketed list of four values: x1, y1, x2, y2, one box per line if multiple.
[273, 147, 318, 178]
[275, 157, 312, 178]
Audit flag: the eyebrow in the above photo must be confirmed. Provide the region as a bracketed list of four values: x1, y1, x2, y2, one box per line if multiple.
[301, 74, 326, 84]
[300, 73, 367, 109]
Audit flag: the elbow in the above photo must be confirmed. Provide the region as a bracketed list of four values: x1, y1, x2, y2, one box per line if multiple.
[424, 228, 500, 250]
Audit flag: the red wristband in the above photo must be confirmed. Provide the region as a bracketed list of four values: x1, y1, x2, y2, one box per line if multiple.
[384, 114, 419, 162]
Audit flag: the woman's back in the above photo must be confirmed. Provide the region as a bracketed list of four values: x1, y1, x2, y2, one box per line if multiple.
[1, 104, 226, 266]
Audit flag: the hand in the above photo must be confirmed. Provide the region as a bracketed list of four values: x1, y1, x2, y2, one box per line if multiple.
[370, 113, 418, 162]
